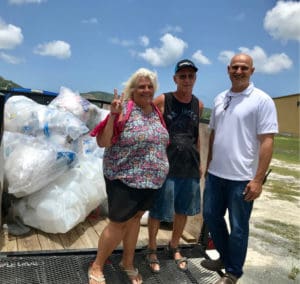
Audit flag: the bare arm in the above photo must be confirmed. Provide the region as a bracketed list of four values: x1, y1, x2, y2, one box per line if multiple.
[199, 100, 204, 118]
[197, 100, 204, 176]
[243, 133, 275, 201]
[205, 129, 214, 176]
[96, 114, 117, 147]
[153, 94, 165, 114]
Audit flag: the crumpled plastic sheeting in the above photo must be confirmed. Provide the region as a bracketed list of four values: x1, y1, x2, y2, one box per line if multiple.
[3, 92, 108, 234]
[49, 86, 109, 130]
[14, 156, 106, 234]
[4, 131, 76, 198]
[4, 95, 89, 141]
[70, 133, 104, 158]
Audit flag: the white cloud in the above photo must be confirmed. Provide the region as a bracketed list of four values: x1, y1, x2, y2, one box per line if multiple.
[161, 25, 183, 34]
[218, 46, 293, 74]
[264, 1, 300, 42]
[81, 17, 98, 24]
[192, 50, 211, 65]
[0, 19, 23, 49]
[139, 36, 149, 47]
[34, 40, 71, 59]
[9, 0, 46, 4]
[109, 37, 135, 47]
[0, 51, 24, 64]
[139, 33, 187, 67]
[218, 50, 235, 64]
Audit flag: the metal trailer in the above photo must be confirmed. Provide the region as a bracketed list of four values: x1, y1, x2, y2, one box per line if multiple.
[0, 89, 221, 284]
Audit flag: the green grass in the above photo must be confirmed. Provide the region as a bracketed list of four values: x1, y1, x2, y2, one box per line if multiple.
[255, 135, 300, 256]
[253, 219, 300, 256]
[270, 165, 299, 178]
[265, 181, 300, 202]
[265, 135, 300, 201]
[288, 267, 300, 280]
[273, 135, 300, 163]
[255, 219, 299, 242]
[252, 135, 300, 279]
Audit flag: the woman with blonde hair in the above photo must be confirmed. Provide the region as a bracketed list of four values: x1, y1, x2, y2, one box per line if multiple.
[88, 68, 169, 284]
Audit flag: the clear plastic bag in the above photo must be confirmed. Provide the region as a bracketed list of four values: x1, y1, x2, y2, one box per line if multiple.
[70, 133, 104, 158]
[4, 131, 77, 197]
[14, 156, 106, 233]
[49, 86, 109, 130]
[4, 95, 89, 141]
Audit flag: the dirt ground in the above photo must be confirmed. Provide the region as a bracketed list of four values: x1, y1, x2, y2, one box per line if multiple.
[196, 124, 300, 283]
[239, 159, 300, 284]
[203, 159, 300, 284]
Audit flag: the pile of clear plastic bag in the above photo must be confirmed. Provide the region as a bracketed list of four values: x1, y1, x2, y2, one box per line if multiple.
[4, 132, 76, 198]
[3, 87, 109, 233]
[49, 86, 107, 130]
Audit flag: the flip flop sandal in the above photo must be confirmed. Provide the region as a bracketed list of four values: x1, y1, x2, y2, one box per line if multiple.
[166, 243, 188, 271]
[88, 265, 106, 284]
[119, 262, 143, 284]
[145, 249, 160, 273]
[174, 257, 188, 271]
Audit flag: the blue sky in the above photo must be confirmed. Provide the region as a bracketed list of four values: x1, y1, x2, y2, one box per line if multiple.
[0, 0, 299, 108]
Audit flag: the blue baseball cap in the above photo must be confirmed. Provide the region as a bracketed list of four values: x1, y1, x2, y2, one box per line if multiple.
[174, 59, 198, 74]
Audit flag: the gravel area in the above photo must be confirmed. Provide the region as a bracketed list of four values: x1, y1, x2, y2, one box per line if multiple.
[241, 192, 299, 283]
[207, 159, 300, 284]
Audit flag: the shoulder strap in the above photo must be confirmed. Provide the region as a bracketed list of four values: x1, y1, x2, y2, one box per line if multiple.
[124, 100, 134, 120]
[152, 103, 167, 129]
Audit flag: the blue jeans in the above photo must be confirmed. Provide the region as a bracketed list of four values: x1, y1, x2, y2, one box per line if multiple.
[203, 173, 253, 278]
[149, 177, 200, 222]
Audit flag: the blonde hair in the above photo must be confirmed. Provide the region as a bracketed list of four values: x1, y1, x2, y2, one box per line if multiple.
[123, 68, 158, 101]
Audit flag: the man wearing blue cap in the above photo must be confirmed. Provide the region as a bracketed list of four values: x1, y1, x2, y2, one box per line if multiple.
[146, 59, 204, 273]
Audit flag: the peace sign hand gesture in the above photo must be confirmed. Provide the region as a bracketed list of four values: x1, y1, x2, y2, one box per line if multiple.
[110, 88, 124, 115]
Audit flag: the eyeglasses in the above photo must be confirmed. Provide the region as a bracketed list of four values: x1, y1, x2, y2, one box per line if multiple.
[224, 96, 232, 110]
[177, 74, 195, 80]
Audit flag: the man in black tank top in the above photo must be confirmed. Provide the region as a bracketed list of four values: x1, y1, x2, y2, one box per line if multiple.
[146, 59, 204, 273]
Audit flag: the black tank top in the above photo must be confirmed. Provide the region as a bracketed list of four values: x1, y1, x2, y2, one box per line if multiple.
[163, 92, 200, 178]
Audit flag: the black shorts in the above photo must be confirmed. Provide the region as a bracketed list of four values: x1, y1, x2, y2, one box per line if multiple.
[105, 177, 157, 222]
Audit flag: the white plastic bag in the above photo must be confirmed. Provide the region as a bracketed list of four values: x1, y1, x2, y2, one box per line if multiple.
[14, 156, 106, 233]
[4, 131, 76, 197]
[70, 134, 104, 158]
[49, 86, 109, 129]
[4, 95, 89, 141]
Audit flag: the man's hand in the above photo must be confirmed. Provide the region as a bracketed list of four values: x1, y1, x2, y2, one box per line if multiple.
[243, 180, 263, 201]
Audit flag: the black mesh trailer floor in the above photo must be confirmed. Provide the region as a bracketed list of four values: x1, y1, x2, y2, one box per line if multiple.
[0, 245, 221, 284]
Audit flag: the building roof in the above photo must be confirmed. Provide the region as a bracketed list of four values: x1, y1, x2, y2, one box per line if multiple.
[273, 93, 300, 100]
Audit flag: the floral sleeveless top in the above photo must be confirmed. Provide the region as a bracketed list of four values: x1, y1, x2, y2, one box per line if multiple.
[103, 103, 169, 189]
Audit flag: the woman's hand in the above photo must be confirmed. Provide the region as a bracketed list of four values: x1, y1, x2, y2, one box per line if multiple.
[111, 89, 124, 114]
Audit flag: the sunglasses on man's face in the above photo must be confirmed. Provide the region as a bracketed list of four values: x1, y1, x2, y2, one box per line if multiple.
[177, 74, 195, 80]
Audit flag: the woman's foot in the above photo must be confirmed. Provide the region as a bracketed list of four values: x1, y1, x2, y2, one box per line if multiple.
[88, 263, 106, 284]
[119, 262, 143, 284]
